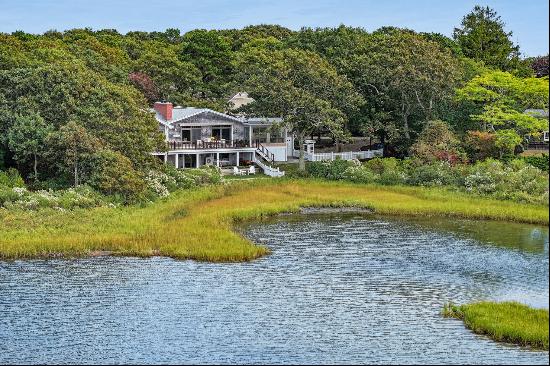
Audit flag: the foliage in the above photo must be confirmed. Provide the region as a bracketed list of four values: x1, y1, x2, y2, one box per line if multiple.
[88, 149, 147, 203]
[0, 168, 25, 188]
[522, 154, 549, 172]
[409, 120, 466, 164]
[453, 6, 520, 71]
[306, 159, 356, 180]
[456, 70, 549, 154]
[464, 159, 548, 204]
[443, 301, 548, 350]
[235, 45, 362, 169]
[529, 55, 549, 78]
[464, 130, 499, 162]
[304, 157, 548, 205]
[6, 112, 53, 180]
[0, 184, 112, 210]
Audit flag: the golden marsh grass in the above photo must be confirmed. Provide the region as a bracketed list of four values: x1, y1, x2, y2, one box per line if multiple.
[1, 179, 548, 261]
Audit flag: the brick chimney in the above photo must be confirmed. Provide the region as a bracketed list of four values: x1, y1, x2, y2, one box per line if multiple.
[154, 102, 173, 121]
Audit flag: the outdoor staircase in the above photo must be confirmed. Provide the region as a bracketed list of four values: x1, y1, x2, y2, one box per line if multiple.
[254, 143, 285, 177]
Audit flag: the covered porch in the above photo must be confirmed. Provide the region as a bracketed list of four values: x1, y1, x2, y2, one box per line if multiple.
[158, 149, 256, 169]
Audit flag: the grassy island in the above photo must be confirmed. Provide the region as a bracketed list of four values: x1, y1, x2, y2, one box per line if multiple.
[0, 179, 548, 262]
[443, 301, 549, 350]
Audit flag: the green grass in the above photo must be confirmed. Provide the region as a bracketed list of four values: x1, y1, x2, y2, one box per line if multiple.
[0, 179, 548, 261]
[443, 301, 549, 350]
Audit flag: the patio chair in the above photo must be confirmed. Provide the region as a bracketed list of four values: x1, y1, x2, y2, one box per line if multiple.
[233, 166, 242, 175]
[248, 166, 256, 175]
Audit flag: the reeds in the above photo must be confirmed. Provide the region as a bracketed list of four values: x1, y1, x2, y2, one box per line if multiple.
[1, 179, 548, 261]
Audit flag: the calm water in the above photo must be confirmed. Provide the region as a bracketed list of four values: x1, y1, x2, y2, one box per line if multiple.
[0, 214, 548, 364]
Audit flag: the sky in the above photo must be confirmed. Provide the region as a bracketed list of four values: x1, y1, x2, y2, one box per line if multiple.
[0, 0, 548, 57]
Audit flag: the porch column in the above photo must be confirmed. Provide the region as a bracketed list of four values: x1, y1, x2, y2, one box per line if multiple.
[216, 152, 220, 167]
[236, 151, 240, 166]
[175, 153, 179, 169]
[266, 132, 271, 144]
[249, 127, 253, 146]
[196, 153, 200, 168]
[164, 153, 167, 163]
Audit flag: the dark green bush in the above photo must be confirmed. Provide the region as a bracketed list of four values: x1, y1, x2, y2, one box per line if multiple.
[522, 154, 549, 172]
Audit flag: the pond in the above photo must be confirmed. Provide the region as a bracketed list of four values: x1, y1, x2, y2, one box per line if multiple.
[0, 214, 548, 364]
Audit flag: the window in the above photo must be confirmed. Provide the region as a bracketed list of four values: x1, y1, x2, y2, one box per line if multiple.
[181, 127, 201, 142]
[211, 125, 231, 141]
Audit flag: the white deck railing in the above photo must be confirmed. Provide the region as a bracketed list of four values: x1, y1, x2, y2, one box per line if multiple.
[253, 154, 285, 177]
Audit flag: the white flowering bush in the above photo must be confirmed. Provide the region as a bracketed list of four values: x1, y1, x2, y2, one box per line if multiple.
[145, 165, 224, 199]
[342, 165, 377, 184]
[0, 185, 111, 210]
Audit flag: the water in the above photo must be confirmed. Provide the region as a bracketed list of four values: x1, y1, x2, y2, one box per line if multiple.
[0, 214, 548, 364]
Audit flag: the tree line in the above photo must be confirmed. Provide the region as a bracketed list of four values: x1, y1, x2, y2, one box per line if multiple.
[0, 5, 548, 193]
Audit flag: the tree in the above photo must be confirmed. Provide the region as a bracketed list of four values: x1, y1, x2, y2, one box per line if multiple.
[409, 120, 465, 164]
[128, 71, 159, 105]
[349, 31, 461, 154]
[530, 55, 549, 78]
[453, 6, 520, 70]
[235, 46, 362, 170]
[180, 30, 234, 100]
[7, 113, 53, 180]
[46, 121, 102, 186]
[456, 70, 549, 153]
[133, 42, 201, 102]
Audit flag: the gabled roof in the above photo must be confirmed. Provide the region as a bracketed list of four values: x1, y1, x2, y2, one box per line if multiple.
[152, 107, 243, 124]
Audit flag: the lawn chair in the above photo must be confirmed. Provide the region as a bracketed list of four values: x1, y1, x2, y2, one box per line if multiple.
[248, 166, 256, 175]
[233, 166, 243, 176]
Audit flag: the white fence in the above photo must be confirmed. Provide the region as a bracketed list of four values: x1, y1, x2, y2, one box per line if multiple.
[293, 149, 383, 162]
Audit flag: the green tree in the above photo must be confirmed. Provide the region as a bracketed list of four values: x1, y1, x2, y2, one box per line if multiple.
[453, 6, 520, 70]
[456, 70, 549, 153]
[235, 46, 362, 170]
[46, 121, 102, 187]
[350, 31, 461, 154]
[180, 30, 234, 100]
[7, 113, 53, 180]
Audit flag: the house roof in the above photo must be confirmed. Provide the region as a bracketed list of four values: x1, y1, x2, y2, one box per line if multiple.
[152, 106, 282, 125]
[525, 109, 549, 117]
[152, 107, 243, 124]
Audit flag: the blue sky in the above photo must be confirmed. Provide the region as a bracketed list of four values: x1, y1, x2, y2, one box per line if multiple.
[0, 0, 548, 56]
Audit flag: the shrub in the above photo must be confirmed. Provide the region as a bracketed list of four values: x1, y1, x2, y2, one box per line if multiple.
[410, 120, 465, 164]
[522, 154, 549, 172]
[88, 150, 147, 203]
[465, 159, 549, 204]
[407, 162, 461, 187]
[0, 185, 110, 210]
[306, 159, 355, 180]
[342, 165, 377, 184]
[0, 168, 25, 188]
[364, 157, 401, 175]
[464, 130, 499, 162]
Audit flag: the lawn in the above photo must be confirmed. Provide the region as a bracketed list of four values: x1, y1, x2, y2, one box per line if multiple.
[0, 179, 548, 261]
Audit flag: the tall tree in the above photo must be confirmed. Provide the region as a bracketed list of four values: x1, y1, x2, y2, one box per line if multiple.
[456, 70, 549, 153]
[45, 121, 102, 187]
[235, 46, 362, 170]
[350, 31, 461, 154]
[453, 6, 520, 70]
[7, 113, 53, 181]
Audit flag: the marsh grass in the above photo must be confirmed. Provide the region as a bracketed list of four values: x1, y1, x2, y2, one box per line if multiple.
[443, 301, 549, 350]
[0, 179, 548, 261]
